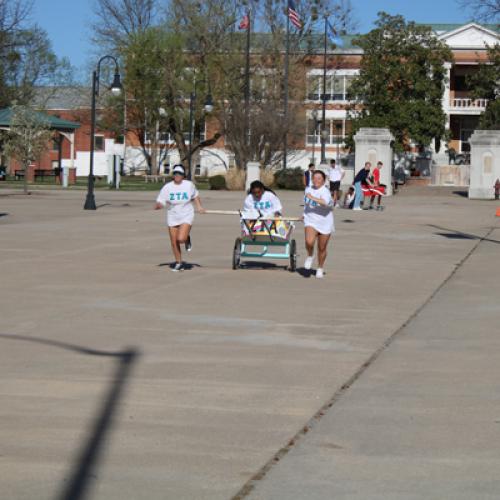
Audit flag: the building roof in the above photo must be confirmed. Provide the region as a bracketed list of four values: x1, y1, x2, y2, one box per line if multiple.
[421, 23, 500, 34]
[33, 86, 92, 110]
[0, 107, 80, 130]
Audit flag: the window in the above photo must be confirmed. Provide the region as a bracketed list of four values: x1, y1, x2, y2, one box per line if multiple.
[52, 138, 60, 151]
[306, 73, 358, 102]
[307, 76, 322, 101]
[94, 136, 105, 151]
[306, 119, 351, 145]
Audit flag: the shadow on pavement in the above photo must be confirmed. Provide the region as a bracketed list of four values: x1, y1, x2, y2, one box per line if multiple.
[453, 190, 468, 198]
[429, 224, 500, 244]
[296, 267, 314, 278]
[240, 261, 289, 271]
[0, 334, 140, 500]
[0, 212, 9, 217]
[158, 262, 202, 270]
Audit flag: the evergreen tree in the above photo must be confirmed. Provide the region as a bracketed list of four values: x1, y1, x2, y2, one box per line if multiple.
[348, 13, 452, 152]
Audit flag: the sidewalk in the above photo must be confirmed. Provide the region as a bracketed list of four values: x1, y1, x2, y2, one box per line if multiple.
[247, 225, 500, 500]
[0, 188, 498, 499]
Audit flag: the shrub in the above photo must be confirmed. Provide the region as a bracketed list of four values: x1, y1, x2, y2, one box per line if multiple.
[225, 168, 246, 190]
[208, 174, 226, 190]
[260, 168, 275, 188]
[274, 167, 304, 190]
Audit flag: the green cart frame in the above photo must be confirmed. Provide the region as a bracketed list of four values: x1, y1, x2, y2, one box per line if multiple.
[232, 216, 298, 272]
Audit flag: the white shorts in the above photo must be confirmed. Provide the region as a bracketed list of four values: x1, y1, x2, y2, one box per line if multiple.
[304, 213, 334, 235]
[167, 214, 194, 227]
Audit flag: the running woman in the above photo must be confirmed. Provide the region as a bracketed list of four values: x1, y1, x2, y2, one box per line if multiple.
[303, 170, 334, 279]
[155, 165, 205, 272]
[243, 180, 283, 217]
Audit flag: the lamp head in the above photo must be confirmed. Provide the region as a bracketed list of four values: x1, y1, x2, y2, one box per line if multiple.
[203, 94, 214, 113]
[110, 72, 122, 96]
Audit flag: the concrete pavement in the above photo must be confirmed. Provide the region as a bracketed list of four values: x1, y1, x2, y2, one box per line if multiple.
[0, 187, 498, 499]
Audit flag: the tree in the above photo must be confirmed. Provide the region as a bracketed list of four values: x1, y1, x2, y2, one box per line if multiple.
[95, 0, 355, 174]
[468, 44, 500, 129]
[213, 0, 355, 169]
[2, 104, 53, 194]
[347, 13, 452, 152]
[457, 0, 500, 23]
[0, 0, 73, 107]
[91, 0, 161, 53]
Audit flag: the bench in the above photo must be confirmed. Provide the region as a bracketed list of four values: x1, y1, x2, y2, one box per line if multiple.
[144, 174, 168, 183]
[34, 169, 58, 180]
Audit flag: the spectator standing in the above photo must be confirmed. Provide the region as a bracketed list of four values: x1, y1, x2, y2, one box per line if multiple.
[303, 163, 315, 189]
[328, 159, 345, 207]
[369, 161, 386, 211]
[353, 162, 372, 211]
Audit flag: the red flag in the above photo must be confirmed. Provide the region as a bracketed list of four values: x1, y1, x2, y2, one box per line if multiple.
[239, 14, 250, 30]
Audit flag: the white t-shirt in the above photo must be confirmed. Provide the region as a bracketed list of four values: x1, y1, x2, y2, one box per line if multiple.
[303, 185, 334, 234]
[243, 191, 283, 218]
[329, 165, 344, 183]
[156, 180, 199, 226]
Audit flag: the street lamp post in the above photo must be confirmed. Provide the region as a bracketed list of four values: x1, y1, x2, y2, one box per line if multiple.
[84, 55, 122, 210]
[336, 122, 342, 164]
[187, 82, 213, 180]
[321, 127, 329, 164]
[311, 109, 319, 165]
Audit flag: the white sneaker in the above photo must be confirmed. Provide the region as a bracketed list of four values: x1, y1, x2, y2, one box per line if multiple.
[316, 268, 325, 279]
[304, 256, 314, 270]
[353, 207, 362, 211]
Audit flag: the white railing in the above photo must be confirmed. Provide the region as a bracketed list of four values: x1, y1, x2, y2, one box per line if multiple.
[451, 98, 488, 110]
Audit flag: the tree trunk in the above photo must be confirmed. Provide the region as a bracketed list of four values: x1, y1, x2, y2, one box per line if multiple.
[23, 162, 29, 195]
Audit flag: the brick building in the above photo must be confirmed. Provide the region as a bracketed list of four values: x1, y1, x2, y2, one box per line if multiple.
[3, 22, 497, 179]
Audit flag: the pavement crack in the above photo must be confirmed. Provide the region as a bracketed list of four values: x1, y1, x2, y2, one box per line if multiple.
[231, 226, 496, 500]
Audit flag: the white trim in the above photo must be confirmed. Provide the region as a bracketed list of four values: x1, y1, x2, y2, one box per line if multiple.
[307, 69, 359, 76]
[438, 22, 499, 41]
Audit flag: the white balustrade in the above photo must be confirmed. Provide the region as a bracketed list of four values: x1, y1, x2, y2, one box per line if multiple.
[451, 98, 488, 110]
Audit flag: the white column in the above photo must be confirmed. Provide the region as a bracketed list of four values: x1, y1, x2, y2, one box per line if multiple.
[442, 62, 452, 129]
[70, 132, 75, 169]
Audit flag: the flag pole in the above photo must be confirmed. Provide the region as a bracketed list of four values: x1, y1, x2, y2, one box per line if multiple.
[244, 11, 251, 148]
[321, 15, 328, 163]
[283, 12, 290, 169]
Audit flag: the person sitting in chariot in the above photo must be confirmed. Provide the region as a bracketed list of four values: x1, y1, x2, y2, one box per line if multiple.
[243, 180, 283, 218]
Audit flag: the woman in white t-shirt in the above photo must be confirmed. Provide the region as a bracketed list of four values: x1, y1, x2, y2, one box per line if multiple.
[155, 165, 205, 272]
[243, 181, 283, 217]
[303, 170, 334, 279]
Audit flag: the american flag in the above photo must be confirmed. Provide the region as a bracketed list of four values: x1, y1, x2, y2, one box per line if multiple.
[287, 0, 302, 30]
[239, 13, 250, 30]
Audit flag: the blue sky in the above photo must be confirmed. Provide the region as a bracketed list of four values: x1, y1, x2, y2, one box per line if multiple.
[32, 0, 473, 74]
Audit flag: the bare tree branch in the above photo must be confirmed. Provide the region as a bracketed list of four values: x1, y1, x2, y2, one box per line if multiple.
[457, 0, 500, 23]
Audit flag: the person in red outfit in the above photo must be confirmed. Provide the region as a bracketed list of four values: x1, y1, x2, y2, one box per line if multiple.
[369, 161, 386, 211]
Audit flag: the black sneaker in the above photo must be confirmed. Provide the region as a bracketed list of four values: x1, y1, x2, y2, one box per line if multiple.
[185, 236, 192, 252]
[171, 262, 184, 272]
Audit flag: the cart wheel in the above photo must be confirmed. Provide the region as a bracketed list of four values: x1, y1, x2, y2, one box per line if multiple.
[232, 238, 242, 270]
[289, 239, 297, 272]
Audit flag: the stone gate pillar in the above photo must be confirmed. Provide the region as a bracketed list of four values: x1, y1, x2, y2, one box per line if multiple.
[354, 128, 394, 195]
[469, 130, 500, 199]
[245, 161, 260, 191]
